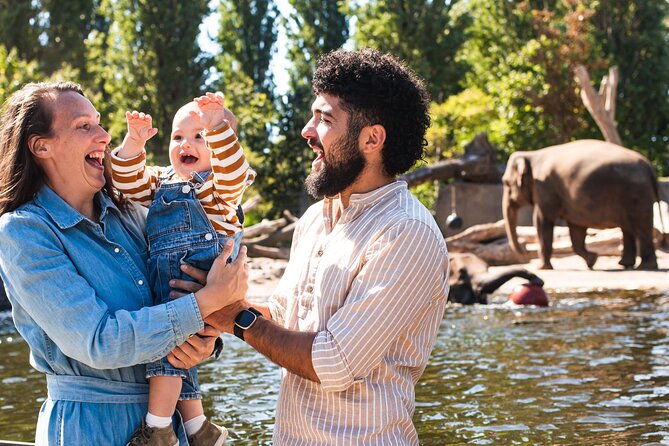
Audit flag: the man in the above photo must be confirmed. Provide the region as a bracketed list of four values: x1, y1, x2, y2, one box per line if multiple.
[205, 48, 449, 444]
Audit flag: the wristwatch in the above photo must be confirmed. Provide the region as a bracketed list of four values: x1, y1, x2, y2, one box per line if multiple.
[233, 307, 262, 341]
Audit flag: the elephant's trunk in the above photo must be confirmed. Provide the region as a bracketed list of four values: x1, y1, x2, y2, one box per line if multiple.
[503, 192, 524, 254]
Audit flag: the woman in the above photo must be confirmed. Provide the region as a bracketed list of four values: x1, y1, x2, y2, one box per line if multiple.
[0, 82, 247, 444]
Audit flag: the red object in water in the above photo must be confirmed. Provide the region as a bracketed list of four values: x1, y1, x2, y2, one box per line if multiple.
[509, 282, 549, 307]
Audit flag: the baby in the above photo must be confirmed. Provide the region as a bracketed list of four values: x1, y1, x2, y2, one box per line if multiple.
[111, 92, 255, 446]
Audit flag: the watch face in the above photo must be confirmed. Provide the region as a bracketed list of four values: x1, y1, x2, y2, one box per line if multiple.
[235, 310, 257, 329]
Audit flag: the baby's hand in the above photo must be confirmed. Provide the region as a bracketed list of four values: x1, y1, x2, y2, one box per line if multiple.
[192, 92, 236, 132]
[125, 111, 158, 144]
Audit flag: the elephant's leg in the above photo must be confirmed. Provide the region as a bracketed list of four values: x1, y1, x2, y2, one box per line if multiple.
[534, 211, 554, 270]
[568, 224, 597, 269]
[619, 230, 637, 269]
[636, 230, 658, 270]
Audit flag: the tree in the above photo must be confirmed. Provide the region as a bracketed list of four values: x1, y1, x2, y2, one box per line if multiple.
[217, 0, 278, 96]
[0, 0, 41, 61]
[263, 0, 349, 215]
[40, 0, 98, 77]
[351, 0, 470, 103]
[591, 0, 669, 174]
[104, 0, 211, 159]
[460, 0, 602, 156]
[0, 45, 41, 103]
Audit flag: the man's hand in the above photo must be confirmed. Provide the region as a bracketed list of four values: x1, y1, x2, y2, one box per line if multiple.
[206, 300, 249, 333]
[166, 324, 220, 369]
[194, 239, 249, 318]
[117, 111, 158, 159]
[190, 92, 237, 133]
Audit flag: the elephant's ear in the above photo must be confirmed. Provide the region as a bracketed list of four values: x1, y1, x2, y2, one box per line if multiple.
[514, 156, 530, 189]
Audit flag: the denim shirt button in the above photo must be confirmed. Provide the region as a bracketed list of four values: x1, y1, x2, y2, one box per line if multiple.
[204, 233, 213, 241]
[114, 247, 120, 253]
[181, 185, 191, 194]
[137, 279, 144, 286]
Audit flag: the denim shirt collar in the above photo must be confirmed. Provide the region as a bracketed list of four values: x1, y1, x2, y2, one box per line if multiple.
[34, 186, 118, 229]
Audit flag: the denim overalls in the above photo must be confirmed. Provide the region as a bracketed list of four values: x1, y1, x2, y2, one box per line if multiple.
[145, 169, 243, 398]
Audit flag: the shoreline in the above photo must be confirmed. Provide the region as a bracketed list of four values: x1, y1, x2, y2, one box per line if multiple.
[246, 250, 669, 302]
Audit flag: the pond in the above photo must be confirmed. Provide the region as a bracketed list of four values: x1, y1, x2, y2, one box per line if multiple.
[1, 290, 669, 445]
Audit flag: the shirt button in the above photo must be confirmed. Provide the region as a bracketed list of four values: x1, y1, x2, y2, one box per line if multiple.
[317, 249, 323, 256]
[204, 233, 214, 241]
[137, 280, 144, 286]
[182, 185, 191, 194]
[114, 247, 120, 253]
[306, 285, 314, 293]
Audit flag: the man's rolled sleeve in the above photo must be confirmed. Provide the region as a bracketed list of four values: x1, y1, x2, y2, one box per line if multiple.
[312, 330, 357, 392]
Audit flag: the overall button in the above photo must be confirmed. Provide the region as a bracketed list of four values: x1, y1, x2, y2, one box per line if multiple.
[114, 247, 120, 253]
[137, 280, 144, 286]
[204, 233, 214, 241]
[182, 185, 191, 194]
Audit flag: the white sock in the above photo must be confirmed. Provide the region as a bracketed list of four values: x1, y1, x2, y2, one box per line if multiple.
[183, 414, 207, 436]
[146, 412, 172, 429]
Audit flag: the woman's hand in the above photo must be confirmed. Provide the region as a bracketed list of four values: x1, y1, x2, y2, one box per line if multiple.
[195, 239, 249, 318]
[166, 324, 220, 369]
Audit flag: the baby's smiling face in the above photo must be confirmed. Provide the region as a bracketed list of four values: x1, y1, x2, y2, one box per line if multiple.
[169, 102, 211, 180]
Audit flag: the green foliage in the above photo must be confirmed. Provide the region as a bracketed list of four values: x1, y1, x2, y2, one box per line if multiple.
[217, 0, 278, 95]
[40, 0, 97, 76]
[0, 45, 41, 102]
[102, 0, 210, 158]
[262, 0, 349, 216]
[461, 0, 601, 155]
[351, 0, 471, 102]
[427, 87, 497, 160]
[0, 0, 41, 61]
[214, 1, 279, 213]
[591, 0, 669, 174]
[1, 0, 667, 214]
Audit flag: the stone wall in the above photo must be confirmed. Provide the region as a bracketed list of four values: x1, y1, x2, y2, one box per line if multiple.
[435, 178, 669, 237]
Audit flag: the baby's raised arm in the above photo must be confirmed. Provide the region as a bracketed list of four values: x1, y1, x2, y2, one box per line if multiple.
[190, 92, 237, 133]
[117, 111, 158, 159]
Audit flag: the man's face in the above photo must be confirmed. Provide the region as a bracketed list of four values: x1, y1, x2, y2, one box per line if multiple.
[302, 94, 366, 198]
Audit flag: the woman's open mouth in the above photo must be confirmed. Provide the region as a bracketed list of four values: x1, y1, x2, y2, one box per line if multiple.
[85, 152, 104, 170]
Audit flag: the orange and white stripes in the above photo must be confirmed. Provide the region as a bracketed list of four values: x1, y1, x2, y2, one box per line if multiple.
[110, 122, 255, 235]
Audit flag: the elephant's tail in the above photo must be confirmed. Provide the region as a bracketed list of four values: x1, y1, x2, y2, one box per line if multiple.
[650, 168, 667, 247]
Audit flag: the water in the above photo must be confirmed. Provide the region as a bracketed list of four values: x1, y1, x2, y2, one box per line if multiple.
[1, 290, 669, 445]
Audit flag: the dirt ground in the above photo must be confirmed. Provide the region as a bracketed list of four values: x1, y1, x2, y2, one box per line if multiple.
[488, 248, 669, 294]
[245, 249, 669, 302]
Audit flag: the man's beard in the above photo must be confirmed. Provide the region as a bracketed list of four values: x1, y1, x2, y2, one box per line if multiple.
[305, 129, 366, 199]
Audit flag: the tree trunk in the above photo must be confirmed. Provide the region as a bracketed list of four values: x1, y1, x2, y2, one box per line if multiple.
[574, 65, 622, 145]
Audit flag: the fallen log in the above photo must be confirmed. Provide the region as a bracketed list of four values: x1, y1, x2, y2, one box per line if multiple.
[245, 243, 290, 260]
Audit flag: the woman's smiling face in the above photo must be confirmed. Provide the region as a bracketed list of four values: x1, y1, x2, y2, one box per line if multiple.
[37, 91, 111, 204]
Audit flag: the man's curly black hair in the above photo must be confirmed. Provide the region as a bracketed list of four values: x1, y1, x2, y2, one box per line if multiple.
[312, 48, 431, 177]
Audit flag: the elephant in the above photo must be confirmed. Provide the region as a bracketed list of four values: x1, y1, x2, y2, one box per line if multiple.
[502, 139, 659, 270]
[448, 253, 544, 304]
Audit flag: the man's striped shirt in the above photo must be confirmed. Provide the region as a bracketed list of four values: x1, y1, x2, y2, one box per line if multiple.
[267, 181, 449, 445]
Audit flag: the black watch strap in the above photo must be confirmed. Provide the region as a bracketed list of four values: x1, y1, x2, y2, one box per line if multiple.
[233, 307, 262, 341]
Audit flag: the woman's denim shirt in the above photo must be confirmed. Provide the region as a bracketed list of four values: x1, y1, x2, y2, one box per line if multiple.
[0, 186, 204, 398]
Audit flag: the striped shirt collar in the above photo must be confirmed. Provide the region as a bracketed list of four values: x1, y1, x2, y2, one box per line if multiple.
[322, 180, 407, 228]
